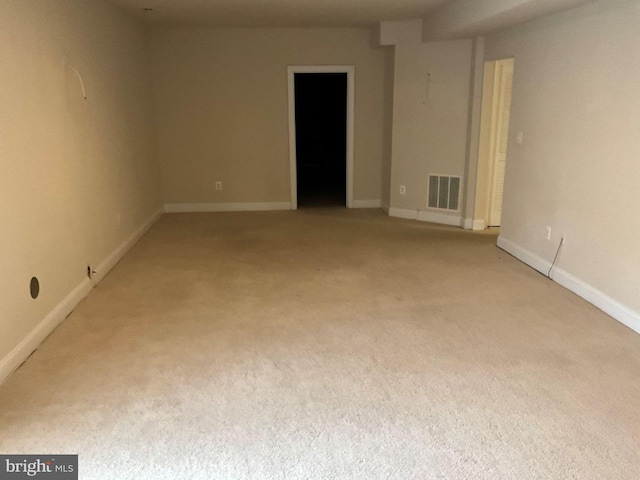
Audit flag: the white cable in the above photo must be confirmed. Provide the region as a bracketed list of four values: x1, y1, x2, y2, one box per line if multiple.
[547, 236, 565, 279]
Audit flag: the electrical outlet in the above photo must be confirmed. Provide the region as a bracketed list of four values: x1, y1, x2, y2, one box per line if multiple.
[516, 131, 524, 145]
[545, 226, 552, 241]
[399, 185, 406, 195]
[215, 181, 222, 191]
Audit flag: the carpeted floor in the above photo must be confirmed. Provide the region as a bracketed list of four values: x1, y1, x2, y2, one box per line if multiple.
[1, 209, 639, 479]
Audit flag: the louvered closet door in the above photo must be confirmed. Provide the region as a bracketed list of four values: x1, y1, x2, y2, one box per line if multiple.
[488, 59, 514, 227]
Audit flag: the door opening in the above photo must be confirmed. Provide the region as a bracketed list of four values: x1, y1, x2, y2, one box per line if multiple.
[295, 73, 346, 207]
[474, 58, 514, 229]
[287, 66, 355, 209]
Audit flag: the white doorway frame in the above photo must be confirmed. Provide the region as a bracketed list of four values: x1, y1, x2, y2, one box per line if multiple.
[287, 65, 355, 209]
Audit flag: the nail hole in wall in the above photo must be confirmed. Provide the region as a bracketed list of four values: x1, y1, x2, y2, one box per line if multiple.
[30, 277, 40, 299]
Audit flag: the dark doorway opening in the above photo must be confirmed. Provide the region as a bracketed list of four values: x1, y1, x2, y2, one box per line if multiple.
[294, 73, 347, 207]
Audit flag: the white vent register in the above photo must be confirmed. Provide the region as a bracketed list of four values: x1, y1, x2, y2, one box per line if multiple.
[428, 175, 461, 211]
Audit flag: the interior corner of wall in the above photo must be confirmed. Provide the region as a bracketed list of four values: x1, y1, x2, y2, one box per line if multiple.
[381, 19, 423, 46]
[379, 21, 395, 46]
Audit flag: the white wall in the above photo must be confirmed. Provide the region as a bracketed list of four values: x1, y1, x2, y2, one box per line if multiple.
[380, 47, 395, 211]
[486, 0, 640, 322]
[150, 28, 391, 208]
[0, 0, 162, 378]
[382, 20, 473, 223]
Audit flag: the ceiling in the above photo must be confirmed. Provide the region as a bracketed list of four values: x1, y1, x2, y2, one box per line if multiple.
[105, 0, 451, 28]
[105, 0, 598, 34]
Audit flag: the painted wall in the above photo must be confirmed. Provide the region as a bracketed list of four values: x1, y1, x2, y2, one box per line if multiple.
[150, 28, 391, 207]
[383, 20, 472, 222]
[380, 47, 395, 210]
[461, 37, 485, 229]
[0, 1, 162, 369]
[486, 0, 640, 315]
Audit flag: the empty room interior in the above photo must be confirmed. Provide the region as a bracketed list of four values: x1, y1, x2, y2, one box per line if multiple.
[1, 0, 640, 478]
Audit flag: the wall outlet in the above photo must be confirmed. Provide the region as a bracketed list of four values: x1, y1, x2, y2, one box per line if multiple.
[215, 181, 222, 191]
[399, 185, 406, 195]
[545, 226, 552, 240]
[516, 131, 524, 145]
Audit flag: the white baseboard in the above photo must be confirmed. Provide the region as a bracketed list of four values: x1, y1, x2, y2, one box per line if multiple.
[93, 207, 164, 284]
[498, 235, 640, 335]
[473, 219, 486, 231]
[381, 201, 390, 214]
[164, 202, 292, 213]
[497, 236, 549, 274]
[462, 218, 487, 230]
[353, 199, 382, 209]
[389, 207, 462, 227]
[463, 218, 486, 230]
[417, 210, 462, 227]
[388, 207, 418, 220]
[0, 279, 93, 387]
[0, 207, 164, 386]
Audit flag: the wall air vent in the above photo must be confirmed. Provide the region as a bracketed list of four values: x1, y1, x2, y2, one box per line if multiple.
[428, 175, 461, 211]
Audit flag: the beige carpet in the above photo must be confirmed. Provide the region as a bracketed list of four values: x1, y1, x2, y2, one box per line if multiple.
[1, 209, 639, 479]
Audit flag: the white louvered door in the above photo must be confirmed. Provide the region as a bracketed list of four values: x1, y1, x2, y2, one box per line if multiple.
[488, 59, 514, 227]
